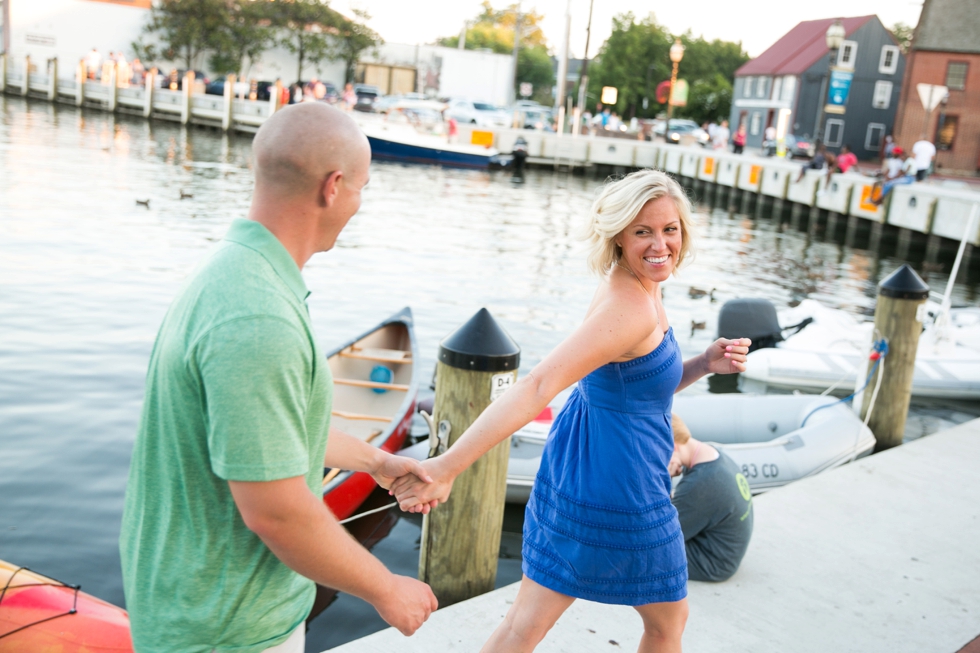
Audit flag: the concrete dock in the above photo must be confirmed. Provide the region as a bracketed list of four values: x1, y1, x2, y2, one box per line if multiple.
[329, 418, 980, 652]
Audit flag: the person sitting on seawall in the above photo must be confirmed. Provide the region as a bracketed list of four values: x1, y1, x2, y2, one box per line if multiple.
[872, 149, 917, 206]
[796, 144, 829, 183]
[668, 414, 754, 582]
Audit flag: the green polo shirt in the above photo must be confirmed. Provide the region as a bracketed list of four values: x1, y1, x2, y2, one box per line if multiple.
[120, 219, 332, 652]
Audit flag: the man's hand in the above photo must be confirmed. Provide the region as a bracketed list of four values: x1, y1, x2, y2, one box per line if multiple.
[703, 337, 751, 375]
[373, 575, 438, 636]
[390, 458, 454, 514]
[369, 451, 433, 490]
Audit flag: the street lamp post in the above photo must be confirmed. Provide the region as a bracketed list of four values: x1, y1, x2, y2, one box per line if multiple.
[666, 38, 685, 132]
[815, 19, 845, 148]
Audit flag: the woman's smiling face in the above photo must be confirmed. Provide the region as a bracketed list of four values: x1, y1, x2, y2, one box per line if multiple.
[615, 195, 683, 283]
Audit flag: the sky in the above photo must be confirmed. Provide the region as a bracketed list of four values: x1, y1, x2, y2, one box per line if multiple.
[333, 0, 923, 59]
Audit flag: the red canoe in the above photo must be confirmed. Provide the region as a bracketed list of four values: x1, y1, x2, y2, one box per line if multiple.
[0, 310, 419, 649]
[322, 307, 419, 520]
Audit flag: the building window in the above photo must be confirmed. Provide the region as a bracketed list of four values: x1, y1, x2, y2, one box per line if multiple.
[878, 46, 899, 74]
[771, 77, 782, 102]
[872, 81, 893, 109]
[756, 76, 766, 98]
[837, 41, 858, 69]
[743, 77, 753, 98]
[936, 115, 958, 150]
[781, 76, 796, 102]
[749, 112, 762, 135]
[866, 123, 885, 151]
[946, 62, 968, 91]
[824, 119, 844, 147]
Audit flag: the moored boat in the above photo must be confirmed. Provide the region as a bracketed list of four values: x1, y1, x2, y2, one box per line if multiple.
[323, 307, 419, 520]
[733, 298, 980, 399]
[355, 101, 499, 169]
[502, 392, 874, 502]
[0, 559, 133, 651]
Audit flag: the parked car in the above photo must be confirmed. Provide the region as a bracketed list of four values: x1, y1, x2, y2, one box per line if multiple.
[657, 119, 709, 146]
[520, 106, 555, 130]
[445, 99, 509, 127]
[353, 84, 383, 111]
[203, 78, 278, 101]
[168, 69, 210, 90]
[762, 133, 815, 159]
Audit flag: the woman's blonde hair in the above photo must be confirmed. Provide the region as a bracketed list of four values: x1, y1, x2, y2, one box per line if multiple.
[583, 169, 695, 276]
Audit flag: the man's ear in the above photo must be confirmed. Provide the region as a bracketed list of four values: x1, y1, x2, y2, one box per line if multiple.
[320, 170, 343, 207]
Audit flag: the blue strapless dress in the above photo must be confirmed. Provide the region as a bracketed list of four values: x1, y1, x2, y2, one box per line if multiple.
[522, 327, 687, 605]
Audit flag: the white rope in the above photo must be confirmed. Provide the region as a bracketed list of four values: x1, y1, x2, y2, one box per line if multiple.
[863, 356, 885, 430]
[338, 501, 398, 525]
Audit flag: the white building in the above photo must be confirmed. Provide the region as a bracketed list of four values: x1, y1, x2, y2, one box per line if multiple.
[1, 0, 513, 105]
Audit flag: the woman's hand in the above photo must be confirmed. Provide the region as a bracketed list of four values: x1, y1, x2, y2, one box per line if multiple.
[704, 337, 751, 374]
[390, 458, 455, 514]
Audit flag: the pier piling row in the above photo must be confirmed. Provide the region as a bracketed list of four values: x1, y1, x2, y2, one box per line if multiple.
[3, 53, 978, 262]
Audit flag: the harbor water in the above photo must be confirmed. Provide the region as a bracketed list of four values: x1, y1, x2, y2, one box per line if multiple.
[1, 95, 977, 651]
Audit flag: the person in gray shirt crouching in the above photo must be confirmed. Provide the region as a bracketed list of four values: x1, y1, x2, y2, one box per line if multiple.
[669, 414, 754, 582]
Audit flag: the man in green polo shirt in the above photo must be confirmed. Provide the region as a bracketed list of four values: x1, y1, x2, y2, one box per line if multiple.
[120, 103, 438, 653]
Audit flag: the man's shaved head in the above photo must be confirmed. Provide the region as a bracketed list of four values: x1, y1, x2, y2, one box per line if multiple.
[252, 102, 370, 197]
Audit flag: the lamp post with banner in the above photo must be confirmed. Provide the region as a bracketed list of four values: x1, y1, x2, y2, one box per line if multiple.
[816, 19, 846, 148]
[666, 38, 685, 131]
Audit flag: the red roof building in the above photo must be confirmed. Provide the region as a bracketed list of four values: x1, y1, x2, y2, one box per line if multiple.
[729, 15, 904, 159]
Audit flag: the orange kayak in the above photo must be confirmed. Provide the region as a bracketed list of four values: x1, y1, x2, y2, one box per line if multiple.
[0, 559, 132, 652]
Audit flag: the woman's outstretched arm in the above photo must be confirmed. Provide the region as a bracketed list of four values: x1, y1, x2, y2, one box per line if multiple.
[391, 288, 659, 513]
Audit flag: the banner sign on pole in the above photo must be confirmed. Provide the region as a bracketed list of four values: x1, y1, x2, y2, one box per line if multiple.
[670, 79, 688, 107]
[825, 69, 853, 115]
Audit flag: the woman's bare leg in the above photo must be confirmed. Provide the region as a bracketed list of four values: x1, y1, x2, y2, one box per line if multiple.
[633, 598, 688, 653]
[480, 575, 575, 653]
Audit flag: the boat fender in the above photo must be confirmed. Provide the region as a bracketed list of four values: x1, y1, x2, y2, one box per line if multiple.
[370, 365, 393, 393]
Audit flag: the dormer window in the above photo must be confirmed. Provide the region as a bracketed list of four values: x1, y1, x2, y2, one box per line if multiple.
[879, 45, 899, 74]
[837, 41, 858, 69]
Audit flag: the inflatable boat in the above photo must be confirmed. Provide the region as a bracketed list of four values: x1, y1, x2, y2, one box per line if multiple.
[498, 393, 873, 502]
[728, 298, 980, 399]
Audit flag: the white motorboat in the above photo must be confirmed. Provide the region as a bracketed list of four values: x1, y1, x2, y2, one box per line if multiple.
[503, 393, 874, 502]
[354, 102, 499, 168]
[737, 298, 980, 399]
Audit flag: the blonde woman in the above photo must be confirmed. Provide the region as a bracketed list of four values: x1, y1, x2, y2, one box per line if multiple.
[393, 169, 751, 652]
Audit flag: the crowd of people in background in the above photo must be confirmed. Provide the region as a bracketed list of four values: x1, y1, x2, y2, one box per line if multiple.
[84, 47, 146, 87]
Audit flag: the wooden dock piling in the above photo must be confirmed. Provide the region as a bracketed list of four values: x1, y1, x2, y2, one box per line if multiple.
[420, 308, 520, 608]
[860, 264, 930, 451]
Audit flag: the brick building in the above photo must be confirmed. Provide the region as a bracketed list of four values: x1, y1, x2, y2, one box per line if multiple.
[893, 0, 980, 176]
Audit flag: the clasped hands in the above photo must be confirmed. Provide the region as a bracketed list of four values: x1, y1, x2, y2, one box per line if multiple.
[388, 458, 453, 514]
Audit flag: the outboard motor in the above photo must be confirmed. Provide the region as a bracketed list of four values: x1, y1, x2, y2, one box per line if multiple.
[717, 298, 785, 353]
[512, 136, 529, 177]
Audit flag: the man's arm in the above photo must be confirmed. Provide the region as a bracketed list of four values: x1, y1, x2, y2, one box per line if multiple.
[324, 427, 434, 491]
[228, 476, 436, 635]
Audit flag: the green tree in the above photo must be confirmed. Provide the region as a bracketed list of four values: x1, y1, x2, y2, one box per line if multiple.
[336, 8, 382, 84]
[135, 0, 229, 70]
[437, 1, 554, 103]
[586, 13, 748, 121]
[585, 13, 672, 118]
[889, 22, 914, 53]
[274, 0, 344, 83]
[208, 1, 277, 78]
